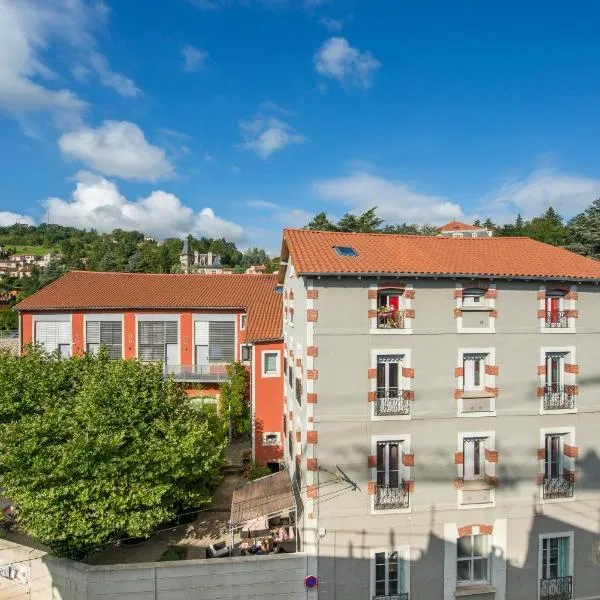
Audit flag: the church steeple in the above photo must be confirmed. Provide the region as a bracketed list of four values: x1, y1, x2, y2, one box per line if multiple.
[180, 235, 194, 274]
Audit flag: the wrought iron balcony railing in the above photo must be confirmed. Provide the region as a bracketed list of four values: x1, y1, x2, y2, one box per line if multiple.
[544, 311, 568, 328]
[540, 575, 573, 600]
[373, 594, 409, 600]
[543, 385, 575, 410]
[164, 363, 229, 382]
[377, 310, 405, 329]
[374, 484, 410, 510]
[375, 388, 410, 416]
[542, 476, 575, 500]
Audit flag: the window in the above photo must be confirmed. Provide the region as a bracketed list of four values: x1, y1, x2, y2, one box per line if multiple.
[283, 355, 288, 377]
[463, 354, 487, 392]
[194, 320, 235, 365]
[463, 437, 487, 480]
[452, 232, 464, 238]
[457, 534, 490, 584]
[544, 290, 567, 328]
[377, 290, 405, 329]
[377, 441, 400, 488]
[138, 321, 178, 363]
[288, 360, 293, 389]
[241, 344, 251, 362]
[545, 434, 564, 479]
[540, 534, 573, 600]
[541, 432, 576, 500]
[545, 352, 564, 392]
[262, 351, 280, 377]
[240, 313, 247, 330]
[262, 432, 280, 446]
[374, 550, 407, 598]
[86, 321, 122, 360]
[462, 288, 485, 308]
[34, 320, 71, 357]
[376, 355, 408, 416]
[295, 377, 302, 405]
[333, 245, 358, 257]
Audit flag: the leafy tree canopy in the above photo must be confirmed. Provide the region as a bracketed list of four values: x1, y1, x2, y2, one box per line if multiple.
[0, 348, 226, 559]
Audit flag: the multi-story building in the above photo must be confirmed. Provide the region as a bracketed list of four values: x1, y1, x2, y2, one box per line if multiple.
[15, 271, 285, 469]
[180, 238, 226, 274]
[437, 220, 493, 238]
[279, 228, 600, 600]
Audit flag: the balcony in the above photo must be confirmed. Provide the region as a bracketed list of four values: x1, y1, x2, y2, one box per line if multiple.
[540, 576, 573, 600]
[543, 385, 575, 410]
[377, 309, 405, 329]
[164, 363, 229, 382]
[542, 476, 574, 500]
[544, 311, 568, 328]
[374, 484, 410, 510]
[375, 388, 410, 416]
[373, 595, 409, 600]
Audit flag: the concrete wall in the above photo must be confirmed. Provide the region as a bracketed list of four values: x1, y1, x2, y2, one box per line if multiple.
[0, 541, 309, 600]
[295, 274, 600, 600]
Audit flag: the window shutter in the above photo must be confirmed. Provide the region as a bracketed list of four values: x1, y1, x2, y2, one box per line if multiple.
[100, 322, 123, 359]
[165, 322, 178, 344]
[194, 321, 209, 345]
[35, 321, 71, 352]
[86, 321, 100, 344]
[208, 321, 235, 362]
[138, 321, 177, 362]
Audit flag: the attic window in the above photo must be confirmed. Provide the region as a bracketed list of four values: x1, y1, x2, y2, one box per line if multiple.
[334, 246, 358, 257]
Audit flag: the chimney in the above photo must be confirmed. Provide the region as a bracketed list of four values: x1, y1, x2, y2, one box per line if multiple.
[208, 251, 213, 266]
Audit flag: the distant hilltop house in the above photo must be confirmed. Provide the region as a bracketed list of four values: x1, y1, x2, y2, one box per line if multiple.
[179, 238, 230, 274]
[0, 252, 61, 279]
[245, 265, 267, 274]
[437, 219, 493, 238]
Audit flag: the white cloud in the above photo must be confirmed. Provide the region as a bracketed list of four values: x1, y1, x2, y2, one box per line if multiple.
[0, 0, 91, 122]
[245, 199, 312, 227]
[239, 105, 306, 158]
[87, 51, 141, 97]
[314, 36, 380, 88]
[483, 169, 600, 222]
[58, 120, 173, 181]
[44, 171, 246, 241]
[313, 171, 462, 224]
[0, 212, 35, 227]
[319, 17, 343, 32]
[182, 44, 209, 72]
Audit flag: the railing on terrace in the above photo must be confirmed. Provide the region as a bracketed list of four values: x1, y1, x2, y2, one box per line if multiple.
[0, 330, 18, 340]
[544, 311, 568, 328]
[164, 364, 229, 382]
[543, 385, 575, 410]
[377, 310, 405, 329]
[373, 594, 409, 600]
[374, 484, 410, 510]
[375, 388, 410, 416]
[540, 576, 573, 600]
[542, 476, 575, 500]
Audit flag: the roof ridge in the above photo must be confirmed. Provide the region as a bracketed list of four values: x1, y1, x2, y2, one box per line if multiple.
[285, 228, 535, 241]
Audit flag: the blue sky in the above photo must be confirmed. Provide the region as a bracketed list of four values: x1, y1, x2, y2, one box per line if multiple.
[2, 0, 600, 252]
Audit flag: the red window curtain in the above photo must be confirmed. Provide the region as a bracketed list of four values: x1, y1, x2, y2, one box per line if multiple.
[388, 295, 400, 311]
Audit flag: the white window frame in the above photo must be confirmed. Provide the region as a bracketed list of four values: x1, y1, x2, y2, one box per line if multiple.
[370, 434, 411, 515]
[369, 284, 414, 336]
[262, 350, 281, 378]
[462, 288, 485, 308]
[539, 426, 576, 505]
[33, 315, 72, 358]
[539, 346, 576, 415]
[240, 313, 247, 331]
[262, 432, 281, 446]
[371, 349, 411, 421]
[539, 285, 577, 334]
[84, 314, 124, 360]
[457, 347, 496, 417]
[371, 546, 411, 599]
[240, 343, 252, 363]
[456, 284, 496, 335]
[456, 532, 491, 585]
[463, 353, 486, 392]
[452, 232, 464, 238]
[457, 430, 496, 509]
[537, 532, 574, 600]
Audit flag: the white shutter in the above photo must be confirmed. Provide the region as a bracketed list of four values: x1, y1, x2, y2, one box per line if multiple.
[35, 321, 71, 353]
[86, 321, 100, 344]
[138, 321, 177, 362]
[208, 321, 235, 362]
[194, 321, 209, 345]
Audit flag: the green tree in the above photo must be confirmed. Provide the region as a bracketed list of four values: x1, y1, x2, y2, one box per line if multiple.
[337, 207, 384, 232]
[0, 348, 226, 558]
[218, 362, 250, 440]
[566, 198, 600, 257]
[525, 207, 567, 246]
[305, 212, 338, 231]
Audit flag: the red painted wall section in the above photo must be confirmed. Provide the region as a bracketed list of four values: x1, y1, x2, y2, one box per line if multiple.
[236, 312, 247, 361]
[124, 312, 136, 359]
[71, 312, 84, 356]
[21, 313, 33, 351]
[180, 312, 193, 366]
[253, 340, 285, 465]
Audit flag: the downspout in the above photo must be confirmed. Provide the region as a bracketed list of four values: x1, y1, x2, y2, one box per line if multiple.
[250, 343, 256, 461]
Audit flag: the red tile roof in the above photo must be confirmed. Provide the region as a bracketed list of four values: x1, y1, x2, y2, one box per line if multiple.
[15, 271, 282, 342]
[281, 229, 600, 280]
[437, 220, 485, 232]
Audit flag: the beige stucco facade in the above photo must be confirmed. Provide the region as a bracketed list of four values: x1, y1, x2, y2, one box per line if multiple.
[283, 266, 600, 600]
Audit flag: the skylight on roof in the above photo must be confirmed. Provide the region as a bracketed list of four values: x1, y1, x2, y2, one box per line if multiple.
[333, 246, 358, 257]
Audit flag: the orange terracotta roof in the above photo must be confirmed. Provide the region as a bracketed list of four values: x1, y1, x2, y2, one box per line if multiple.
[437, 220, 484, 232]
[15, 272, 282, 342]
[281, 229, 600, 280]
